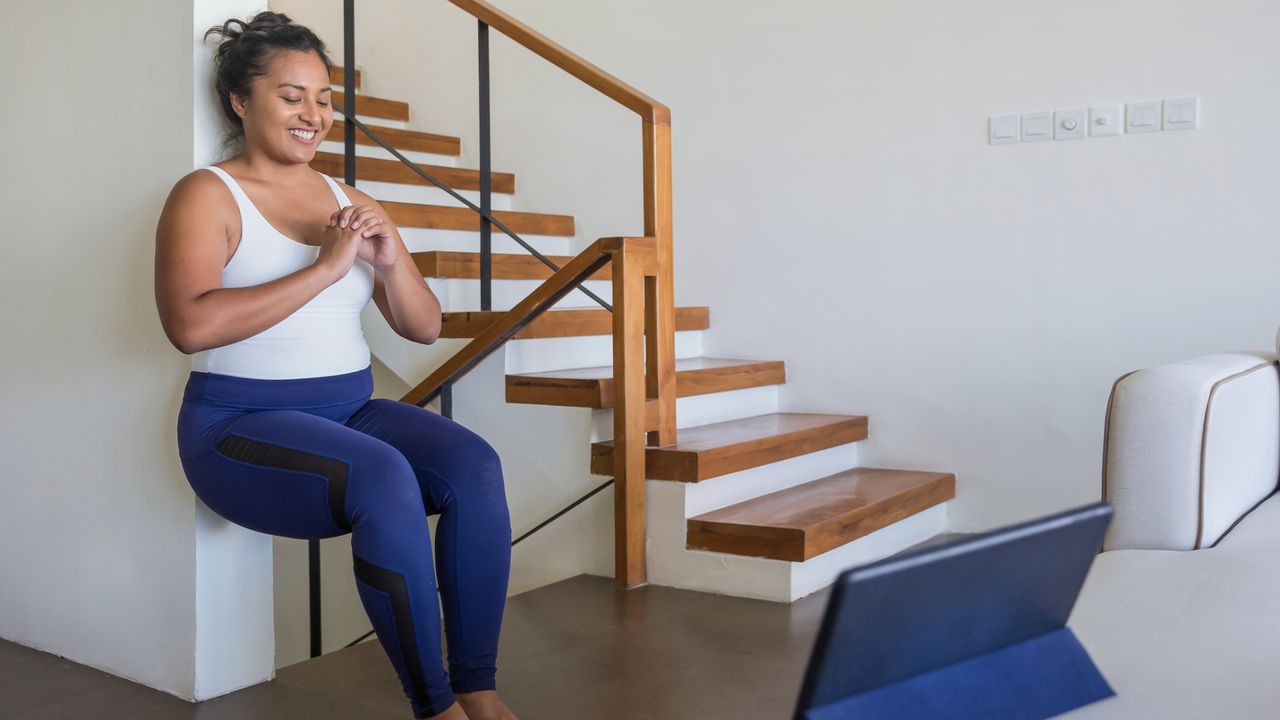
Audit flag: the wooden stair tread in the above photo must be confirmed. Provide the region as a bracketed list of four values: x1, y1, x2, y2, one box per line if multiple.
[591, 413, 868, 482]
[329, 66, 361, 90]
[311, 152, 514, 193]
[686, 468, 956, 561]
[507, 357, 785, 408]
[330, 120, 461, 156]
[441, 307, 710, 340]
[331, 90, 409, 122]
[413, 251, 609, 280]
[383, 201, 575, 236]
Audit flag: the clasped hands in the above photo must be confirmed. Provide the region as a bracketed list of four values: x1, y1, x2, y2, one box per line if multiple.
[327, 204, 399, 272]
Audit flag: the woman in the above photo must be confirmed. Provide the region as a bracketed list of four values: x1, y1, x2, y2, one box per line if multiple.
[154, 12, 517, 720]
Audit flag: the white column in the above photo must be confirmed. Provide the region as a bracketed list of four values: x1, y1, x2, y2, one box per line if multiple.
[190, 0, 275, 701]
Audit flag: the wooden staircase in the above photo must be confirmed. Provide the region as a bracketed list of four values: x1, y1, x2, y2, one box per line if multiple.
[324, 31, 955, 602]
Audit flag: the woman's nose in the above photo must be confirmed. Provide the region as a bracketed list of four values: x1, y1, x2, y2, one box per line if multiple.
[299, 100, 323, 124]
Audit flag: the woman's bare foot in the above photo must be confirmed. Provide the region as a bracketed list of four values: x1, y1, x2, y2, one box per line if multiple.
[425, 700, 470, 720]
[455, 689, 518, 720]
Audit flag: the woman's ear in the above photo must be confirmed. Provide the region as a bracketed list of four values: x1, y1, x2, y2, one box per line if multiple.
[230, 91, 250, 120]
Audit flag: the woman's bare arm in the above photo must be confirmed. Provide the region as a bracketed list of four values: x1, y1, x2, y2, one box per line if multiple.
[154, 170, 341, 354]
[340, 184, 442, 344]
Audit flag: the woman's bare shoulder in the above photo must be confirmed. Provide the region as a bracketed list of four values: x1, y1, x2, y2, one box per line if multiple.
[330, 178, 380, 208]
[164, 167, 237, 220]
[157, 167, 239, 248]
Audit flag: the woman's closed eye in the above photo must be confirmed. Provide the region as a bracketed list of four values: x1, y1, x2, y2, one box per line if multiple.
[281, 96, 329, 107]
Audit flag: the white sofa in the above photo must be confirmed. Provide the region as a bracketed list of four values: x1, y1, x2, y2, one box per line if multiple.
[1063, 351, 1280, 718]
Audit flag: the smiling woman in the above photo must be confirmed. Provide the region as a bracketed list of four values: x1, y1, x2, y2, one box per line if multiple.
[151, 10, 517, 720]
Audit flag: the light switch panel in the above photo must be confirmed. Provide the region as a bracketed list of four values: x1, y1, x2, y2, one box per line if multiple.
[989, 114, 1020, 145]
[1126, 101, 1161, 134]
[1021, 111, 1052, 143]
[1089, 105, 1122, 137]
[1163, 97, 1199, 130]
[1054, 108, 1087, 140]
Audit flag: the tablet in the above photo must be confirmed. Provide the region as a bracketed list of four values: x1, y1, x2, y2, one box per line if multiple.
[794, 502, 1114, 719]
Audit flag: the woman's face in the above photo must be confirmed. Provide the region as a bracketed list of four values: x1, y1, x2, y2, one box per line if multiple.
[231, 49, 333, 163]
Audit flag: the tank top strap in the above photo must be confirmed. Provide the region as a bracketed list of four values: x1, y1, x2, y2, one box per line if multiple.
[317, 172, 354, 210]
[200, 165, 257, 219]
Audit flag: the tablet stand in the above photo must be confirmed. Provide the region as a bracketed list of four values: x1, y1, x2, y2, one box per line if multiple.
[803, 627, 1114, 720]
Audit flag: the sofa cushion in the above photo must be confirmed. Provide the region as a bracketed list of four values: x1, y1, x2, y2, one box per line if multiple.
[1212, 484, 1280, 551]
[1064, 494, 1280, 717]
[1104, 352, 1280, 550]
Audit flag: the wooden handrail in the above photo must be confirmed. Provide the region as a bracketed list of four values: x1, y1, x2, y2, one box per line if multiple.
[418, 0, 678, 586]
[400, 235, 659, 588]
[400, 237, 624, 406]
[446, 0, 669, 124]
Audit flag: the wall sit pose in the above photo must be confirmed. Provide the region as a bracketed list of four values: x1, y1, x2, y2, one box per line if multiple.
[153, 11, 517, 720]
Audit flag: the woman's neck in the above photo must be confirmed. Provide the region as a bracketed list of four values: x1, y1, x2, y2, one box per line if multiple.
[224, 147, 314, 186]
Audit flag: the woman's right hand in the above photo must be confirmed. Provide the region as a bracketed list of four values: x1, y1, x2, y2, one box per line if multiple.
[314, 205, 384, 284]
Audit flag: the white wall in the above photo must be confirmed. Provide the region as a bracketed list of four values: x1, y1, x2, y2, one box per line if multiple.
[0, 0, 301, 700]
[272, 0, 1280, 532]
[0, 0, 199, 696]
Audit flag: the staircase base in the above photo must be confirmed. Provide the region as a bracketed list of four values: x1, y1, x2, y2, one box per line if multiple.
[640, 455, 951, 603]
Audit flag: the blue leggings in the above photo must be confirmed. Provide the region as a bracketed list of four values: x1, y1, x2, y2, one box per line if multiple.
[175, 364, 512, 718]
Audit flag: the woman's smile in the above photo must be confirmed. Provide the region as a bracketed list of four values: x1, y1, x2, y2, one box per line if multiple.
[288, 127, 319, 145]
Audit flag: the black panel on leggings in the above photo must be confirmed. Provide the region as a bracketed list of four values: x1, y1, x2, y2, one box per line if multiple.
[215, 434, 352, 532]
[353, 553, 432, 714]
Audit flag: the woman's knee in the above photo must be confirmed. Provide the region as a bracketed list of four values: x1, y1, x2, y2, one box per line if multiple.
[348, 442, 424, 515]
[454, 434, 506, 498]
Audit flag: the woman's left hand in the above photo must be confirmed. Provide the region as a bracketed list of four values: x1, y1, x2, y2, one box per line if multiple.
[328, 205, 398, 272]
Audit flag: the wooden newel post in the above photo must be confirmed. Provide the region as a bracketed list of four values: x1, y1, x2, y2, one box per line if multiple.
[642, 116, 677, 447]
[609, 237, 657, 588]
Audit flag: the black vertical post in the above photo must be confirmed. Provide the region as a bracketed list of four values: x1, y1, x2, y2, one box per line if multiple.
[478, 21, 492, 312]
[307, 0, 357, 662]
[308, 539, 321, 657]
[441, 383, 453, 419]
[343, 0, 356, 189]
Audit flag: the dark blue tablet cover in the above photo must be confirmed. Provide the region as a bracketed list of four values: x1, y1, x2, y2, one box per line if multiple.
[794, 502, 1115, 720]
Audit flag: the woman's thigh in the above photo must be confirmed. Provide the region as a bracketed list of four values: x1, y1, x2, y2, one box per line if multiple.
[344, 399, 507, 515]
[178, 405, 414, 540]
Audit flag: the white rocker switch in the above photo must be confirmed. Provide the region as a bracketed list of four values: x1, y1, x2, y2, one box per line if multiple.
[990, 114, 1020, 145]
[1163, 97, 1199, 130]
[1021, 111, 1052, 143]
[1126, 101, 1162, 134]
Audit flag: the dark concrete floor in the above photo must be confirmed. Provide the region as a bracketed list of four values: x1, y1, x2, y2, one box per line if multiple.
[0, 574, 833, 720]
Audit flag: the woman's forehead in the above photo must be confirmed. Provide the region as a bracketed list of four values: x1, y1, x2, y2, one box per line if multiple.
[261, 50, 328, 84]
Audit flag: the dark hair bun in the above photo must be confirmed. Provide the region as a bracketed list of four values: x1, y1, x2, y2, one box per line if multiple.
[204, 11, 333, 143]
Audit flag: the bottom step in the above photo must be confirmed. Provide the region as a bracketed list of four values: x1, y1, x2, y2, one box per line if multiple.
[686, 468, 955, 562]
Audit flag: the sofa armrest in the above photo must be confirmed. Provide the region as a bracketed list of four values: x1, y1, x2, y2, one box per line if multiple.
[1102, 352, 1280, 551]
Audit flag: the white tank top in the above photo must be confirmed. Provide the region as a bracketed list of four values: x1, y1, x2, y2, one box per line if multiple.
[190, 165, 374, 380]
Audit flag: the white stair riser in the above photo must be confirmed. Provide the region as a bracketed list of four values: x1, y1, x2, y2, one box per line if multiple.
[504, 332, 705, 375]
[426, 278, 610, 313]
[398, 227, 574, 256]
[683, 441, 861, 516]
[317, 137, 457, 167]
[788, 504, 948, 600]
[348, 179, 513, 210]
[588, 385, 780, 441]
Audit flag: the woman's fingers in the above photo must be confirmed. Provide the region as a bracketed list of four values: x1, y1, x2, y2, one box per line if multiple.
[359, 217, 385, 237]
[336, 205, 361, 228]
[350, 207, 379, 229]
[330, 206, 385, 235]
